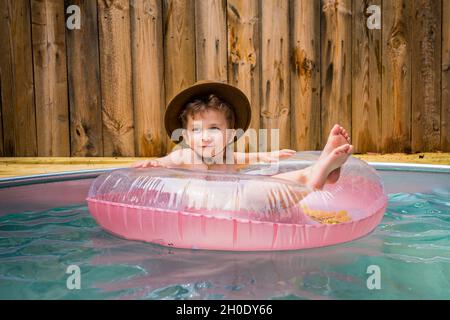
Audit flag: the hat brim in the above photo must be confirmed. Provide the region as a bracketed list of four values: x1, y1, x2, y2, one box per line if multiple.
[164, 81, 252, 143]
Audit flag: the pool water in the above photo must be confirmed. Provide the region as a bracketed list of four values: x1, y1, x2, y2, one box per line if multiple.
[0, 189, 449, 299]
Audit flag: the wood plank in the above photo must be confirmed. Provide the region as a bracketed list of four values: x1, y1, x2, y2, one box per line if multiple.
[65, 0, 103, 157]
[290, 0, 321, 151]
[411, 0, 442, 152]
[381, 0, 412, 153]
[261, 0, 290, 150]
[352, 0, 382, 153]
[195, 0, 227, 81]
[130, 0, 166, 157]
[442, 0, 450, 151]
[321, 0, 352, 147]
[0, 78, 3, 156]
[227, 0, 260, 152]
[0, 0, 37, 156]
[31, 0, 70, 156]
[163, 0, 196, 149]
[98, 0, 135, 156]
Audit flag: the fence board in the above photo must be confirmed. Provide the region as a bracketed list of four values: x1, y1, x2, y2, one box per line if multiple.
[442, 0, 450, 150]
[195, 0, 228, 81]
[1, 1, 449, 155]
[321, 0, 353, 147]
[0, 79, 3, 156]
[98, 0, 135, 156]
[382, 0, 412, 153]
[352, 0, 382, 153]
[290, 0, 321, 151]
[66, 0, 103, 156]
[0, 0, 37, 156]
[227, 0, 260, 151]
[31, 0, 70, 156]
[163, 0, 196, 149]
[261, 0, 290, 150]
[131, 0, 166, 157]
[411, 0, 442, 152]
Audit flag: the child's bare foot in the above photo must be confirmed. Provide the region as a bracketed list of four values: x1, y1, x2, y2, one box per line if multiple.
[321, 124, 351, 156]
[308, 144, 353, 190]
[320, 124, 351, 184]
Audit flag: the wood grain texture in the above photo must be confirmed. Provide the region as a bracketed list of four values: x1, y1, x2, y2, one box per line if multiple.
[98, 0, 135, 156]
[227, 0, 260, 151]
[411, 0, 442, 152]
[131, 0, 166, 157]
[352, 0, 382, 153]
[290, 0, 321, 151]
[321, 0, 352, 146]
[382, 0, 412, 153]
[31, 0, 70, 156]
[163, 0, 196, 149]
[0, 0, 37, 156]
[442, 0, 450, 150]
[0, 77, 3, 156]
[66, 0, 103, 157]
[261, 0, 290, 150]
[1, 1, 449, 155]
[195, 0, 228, 81]
[163, 0, 196, 101]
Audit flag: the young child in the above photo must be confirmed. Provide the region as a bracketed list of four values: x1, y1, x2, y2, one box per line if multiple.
[132, 81, 353, 191]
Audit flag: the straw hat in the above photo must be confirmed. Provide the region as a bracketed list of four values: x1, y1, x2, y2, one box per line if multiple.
[164, 80, 252, 143]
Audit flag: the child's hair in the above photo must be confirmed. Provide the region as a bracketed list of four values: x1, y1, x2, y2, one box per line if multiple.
[179, 94, 236, 129]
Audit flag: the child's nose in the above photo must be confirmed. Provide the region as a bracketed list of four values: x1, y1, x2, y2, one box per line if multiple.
[202, 131, 212, 140]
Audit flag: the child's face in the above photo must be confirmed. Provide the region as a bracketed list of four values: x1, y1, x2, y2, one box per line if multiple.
[183, 109, 235, 159]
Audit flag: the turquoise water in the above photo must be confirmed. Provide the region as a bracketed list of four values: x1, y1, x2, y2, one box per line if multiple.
[0, 189, 449, 300]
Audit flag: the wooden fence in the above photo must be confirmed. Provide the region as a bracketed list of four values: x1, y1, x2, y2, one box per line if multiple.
[0, 0, 449, 157]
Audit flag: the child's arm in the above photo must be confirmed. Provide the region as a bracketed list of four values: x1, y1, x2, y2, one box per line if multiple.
[233, 149, 296, 164]
[131, 156, 169, 168]
[131, 148, 185, 168]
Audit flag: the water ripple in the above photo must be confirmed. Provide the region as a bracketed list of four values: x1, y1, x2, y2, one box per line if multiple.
[0, 190, 449, 299]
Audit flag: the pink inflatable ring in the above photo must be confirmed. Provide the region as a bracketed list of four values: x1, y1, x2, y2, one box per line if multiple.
[87, 152, 387, 251]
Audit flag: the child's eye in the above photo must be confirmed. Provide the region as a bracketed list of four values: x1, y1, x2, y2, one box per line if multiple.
[209, 127, 220, 131]
[192, 128, 201, 133]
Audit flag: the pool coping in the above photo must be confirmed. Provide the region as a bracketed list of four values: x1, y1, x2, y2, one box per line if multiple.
[0, 162, 449, 189]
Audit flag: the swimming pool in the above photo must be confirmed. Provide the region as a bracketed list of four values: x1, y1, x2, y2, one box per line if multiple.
[0, 160, 449, 299]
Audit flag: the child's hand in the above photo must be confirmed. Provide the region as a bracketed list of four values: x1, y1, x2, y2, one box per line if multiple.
[261, 149, 296, 162]
[131, 159, 166, 168]
[273, 149, 296, 159]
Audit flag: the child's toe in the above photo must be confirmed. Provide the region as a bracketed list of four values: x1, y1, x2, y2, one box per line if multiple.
[331, 124, 341, 135]
[348, 145, 354, 153]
